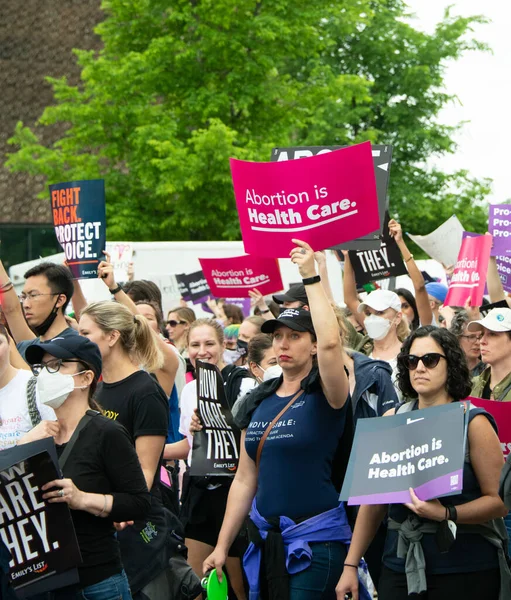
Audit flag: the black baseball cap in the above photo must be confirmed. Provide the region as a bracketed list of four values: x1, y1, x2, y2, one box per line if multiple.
[272, 283, 308, 305]
[261, 308, 315, 335]
[25, 334, 103, 378]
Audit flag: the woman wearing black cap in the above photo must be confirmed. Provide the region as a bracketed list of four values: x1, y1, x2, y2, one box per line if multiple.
[22, 335, 150, 599]
[202, 239, 354, 600]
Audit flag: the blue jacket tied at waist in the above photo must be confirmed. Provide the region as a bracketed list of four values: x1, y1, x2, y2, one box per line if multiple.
[243, 501, 371, 600]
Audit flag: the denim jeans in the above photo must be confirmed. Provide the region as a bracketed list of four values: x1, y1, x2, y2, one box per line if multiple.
[288, 541, 346, 600]
[29, 571, 132, 600]
[81, 571, 132, 600]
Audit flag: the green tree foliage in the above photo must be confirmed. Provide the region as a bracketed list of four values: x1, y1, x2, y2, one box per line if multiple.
[6, 0, 490, 244]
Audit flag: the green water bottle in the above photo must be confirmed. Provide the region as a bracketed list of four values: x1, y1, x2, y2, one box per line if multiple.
[201, 570, 228, 599]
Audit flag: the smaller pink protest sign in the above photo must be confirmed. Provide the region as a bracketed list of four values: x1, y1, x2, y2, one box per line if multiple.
[466, 397, 511, 458]
[230, 141, 380, 257]
[199, 255, 283, 298]
[444, 235, 492, 307]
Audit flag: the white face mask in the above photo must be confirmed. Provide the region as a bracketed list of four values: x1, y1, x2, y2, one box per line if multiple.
[223, 348, 242, 365]
[259, 364, 283, 382]
[36, 369, 88, 410]
[364, 314, 393, 341]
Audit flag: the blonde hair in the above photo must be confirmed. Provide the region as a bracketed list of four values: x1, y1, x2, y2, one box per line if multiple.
[396, 313, 410, 342]
[187, 318, 224, 348]
[81, 301, 163, 372]
[167, 306, 196, 325]
[331, 303, 349, 346]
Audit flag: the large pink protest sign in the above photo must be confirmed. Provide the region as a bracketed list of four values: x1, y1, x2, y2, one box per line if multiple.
[230, 142, 380, 257]
[199, 255, 283, 298]
[466, 397, 511, 458]
[444, 235, 492, 307]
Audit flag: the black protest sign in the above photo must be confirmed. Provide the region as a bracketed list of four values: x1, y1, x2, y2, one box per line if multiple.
[175, 273, 191, 302]
[50, 179, 106, 279]
[181, 270, 211, 303]
[340, 402, 467, 505]
[271, 145, 392, 250]
[0, 438, 81, 598]
[190, 361, 240, 477]
[345, 213, 408, 285]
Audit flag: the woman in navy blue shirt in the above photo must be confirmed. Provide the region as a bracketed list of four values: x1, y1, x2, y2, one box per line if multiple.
[203, 239, 351, 600]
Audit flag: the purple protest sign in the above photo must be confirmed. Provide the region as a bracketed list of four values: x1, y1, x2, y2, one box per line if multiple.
[340, 403, 466, 505]
[200, 298, 251, 318]
[489, 205, 511, 256]
[496, 256, 511, 293]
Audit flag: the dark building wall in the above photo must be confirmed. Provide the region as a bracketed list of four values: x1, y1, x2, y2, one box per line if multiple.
[0, 0, 103, 267]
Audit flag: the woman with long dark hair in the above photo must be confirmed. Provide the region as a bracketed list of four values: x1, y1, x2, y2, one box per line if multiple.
[395, 287, 419, 331]
[336, 326, 508, 600]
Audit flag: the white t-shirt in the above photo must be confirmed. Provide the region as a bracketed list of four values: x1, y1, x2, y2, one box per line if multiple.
[179, 380, 197, 463]
[0, 370, 56, 451]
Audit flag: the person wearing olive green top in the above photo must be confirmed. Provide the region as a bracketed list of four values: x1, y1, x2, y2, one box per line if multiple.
[469, 308, 511, 402]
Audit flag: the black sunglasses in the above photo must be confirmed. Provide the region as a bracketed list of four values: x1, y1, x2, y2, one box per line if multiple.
[400, 353, 447, 370]
[166, 319, 187, 327]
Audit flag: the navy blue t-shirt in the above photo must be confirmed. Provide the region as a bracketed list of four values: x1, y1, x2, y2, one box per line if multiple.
[17, 326, 79, 361]
[245, 388, 348, 520]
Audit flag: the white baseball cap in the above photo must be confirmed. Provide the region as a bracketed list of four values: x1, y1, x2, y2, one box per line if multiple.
[357, 289, 402, 314]
[467, 308, 511, 333]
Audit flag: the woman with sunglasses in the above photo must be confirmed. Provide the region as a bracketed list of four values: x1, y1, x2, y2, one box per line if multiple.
[336, 326, 507, 600]
[21, 335, 150, 599]
[166, 307, 196, 355]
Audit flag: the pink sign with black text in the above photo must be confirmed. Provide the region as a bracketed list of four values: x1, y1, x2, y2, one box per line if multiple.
[199, 254, 283, 298]
[444, 234, 492, 307]
[229, 141, 380, 257]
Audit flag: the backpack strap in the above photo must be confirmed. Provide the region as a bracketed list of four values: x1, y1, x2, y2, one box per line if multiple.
[26, 375, 42, 427]
[395, 399, 417, 414]
[256, 390, 304, 470]
[58, 410, 100, 471]
[495, 379, 511, 402]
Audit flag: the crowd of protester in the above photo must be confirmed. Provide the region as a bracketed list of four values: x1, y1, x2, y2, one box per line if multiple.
[0, 219, 510, 600]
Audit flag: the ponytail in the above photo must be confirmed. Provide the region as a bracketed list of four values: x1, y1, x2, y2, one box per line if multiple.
[132, 314, 164, 372]
[81, 301, 163, 372]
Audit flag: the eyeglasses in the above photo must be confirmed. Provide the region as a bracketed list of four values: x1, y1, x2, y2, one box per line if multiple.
[400, 353, 447, 370]
[459, 334, 482, 343]
[19, 292, 59, 303]
[31, 358, 84, 376]
[166, 320, 187, 327]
